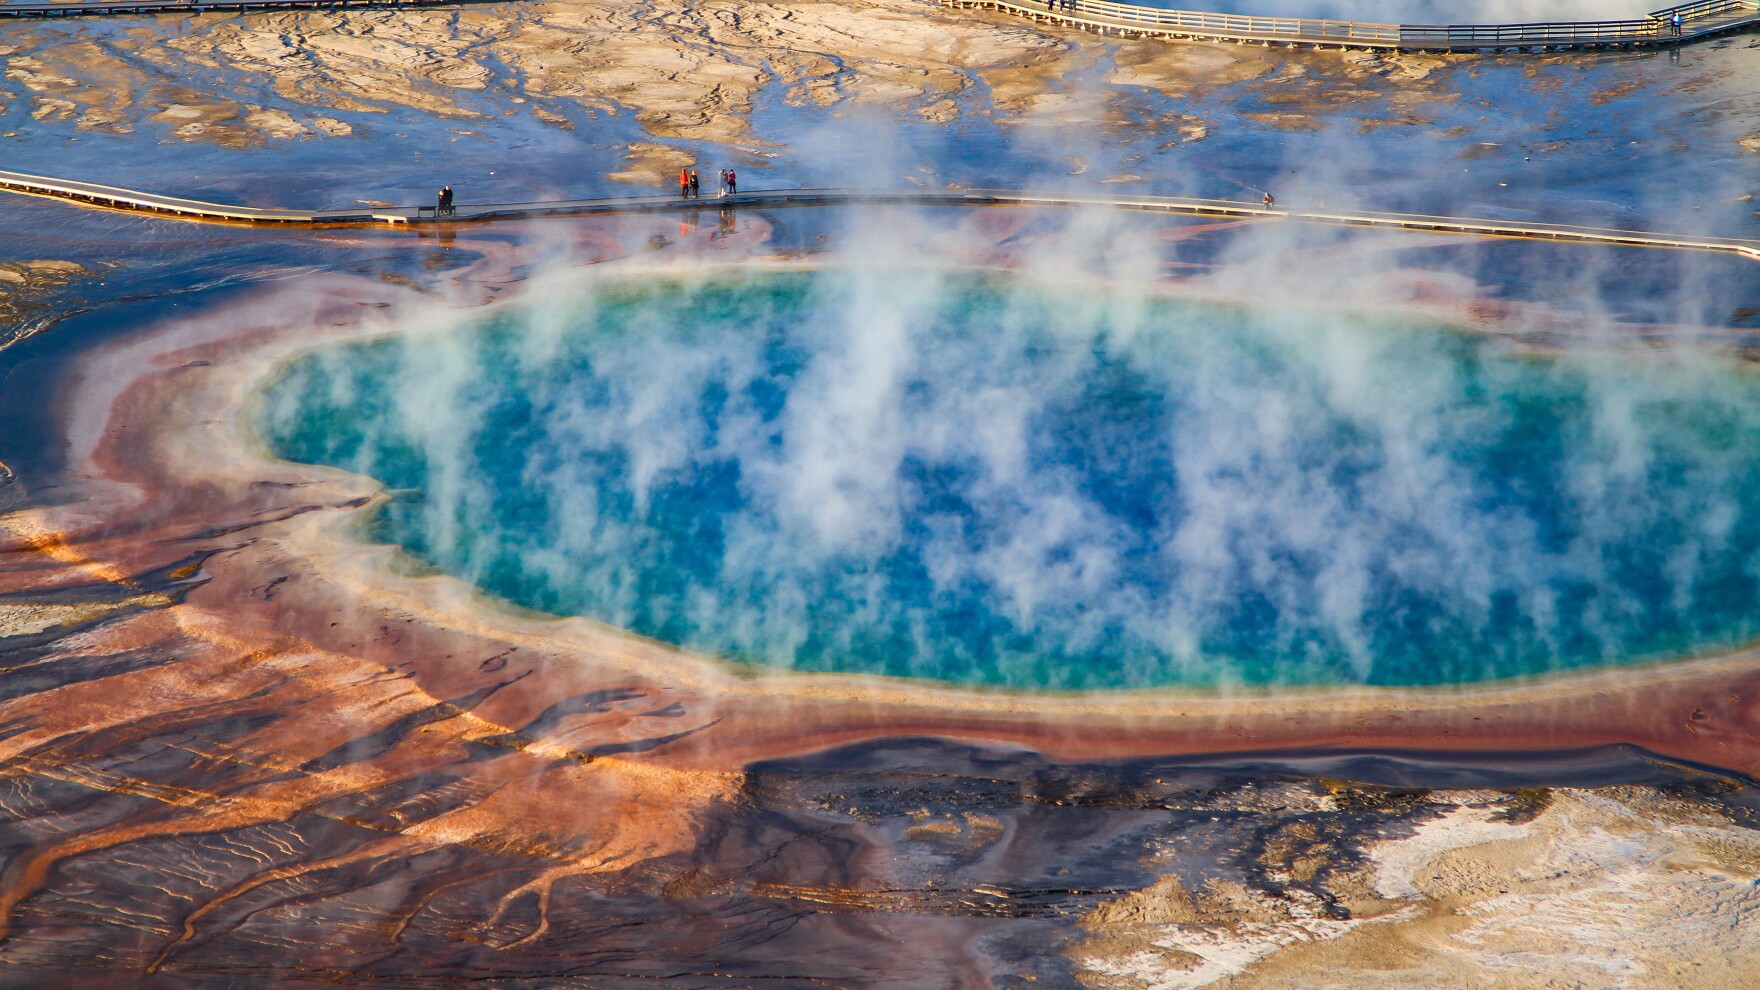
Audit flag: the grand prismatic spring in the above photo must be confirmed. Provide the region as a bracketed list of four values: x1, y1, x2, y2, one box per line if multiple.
[2, 0, 1760, 987]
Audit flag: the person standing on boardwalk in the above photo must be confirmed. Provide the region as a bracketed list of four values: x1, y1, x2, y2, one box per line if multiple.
[1672, 10, 1682, 35]
[727, 168, 737, 195]
[1262, 191, 1274, 209]
[679, 167, 691, 199]
[438, 185, 454, 216]
[689, 169, 701, 199]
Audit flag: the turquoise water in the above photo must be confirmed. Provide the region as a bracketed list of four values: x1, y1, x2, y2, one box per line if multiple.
[258, 270, 1760, 689]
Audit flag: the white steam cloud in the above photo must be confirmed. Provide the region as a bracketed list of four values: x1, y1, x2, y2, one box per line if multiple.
[256, 203, 1760, 691]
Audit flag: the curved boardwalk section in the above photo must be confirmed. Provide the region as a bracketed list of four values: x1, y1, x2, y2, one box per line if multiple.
[0, 169, 382, 223]
[946, 0, 1759, 51]
[2, 167, 1756, 264]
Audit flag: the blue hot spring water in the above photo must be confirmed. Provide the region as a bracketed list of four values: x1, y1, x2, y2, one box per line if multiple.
[258, 270, 1760, 690]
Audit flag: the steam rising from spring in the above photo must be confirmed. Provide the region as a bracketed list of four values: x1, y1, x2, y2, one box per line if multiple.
[258, 214, 1760, 690]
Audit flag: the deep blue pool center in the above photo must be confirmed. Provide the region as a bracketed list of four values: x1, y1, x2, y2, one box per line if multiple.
[259, 270, 1760, 690]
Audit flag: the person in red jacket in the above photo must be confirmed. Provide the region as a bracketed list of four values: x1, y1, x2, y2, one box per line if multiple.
[679, 168, 690, 199]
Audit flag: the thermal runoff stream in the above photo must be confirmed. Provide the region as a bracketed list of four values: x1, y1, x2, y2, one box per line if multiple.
[257, 268, 1760, 690]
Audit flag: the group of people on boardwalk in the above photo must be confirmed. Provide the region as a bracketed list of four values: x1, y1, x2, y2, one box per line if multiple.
[422, 173, 1277, 221]
[678, 167, 737, 199]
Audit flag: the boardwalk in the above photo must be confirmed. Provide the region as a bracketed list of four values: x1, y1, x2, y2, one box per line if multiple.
[946, 0, 1759, 52]
[1, 0, 1754, 53]
[2, 168, 1756, 264]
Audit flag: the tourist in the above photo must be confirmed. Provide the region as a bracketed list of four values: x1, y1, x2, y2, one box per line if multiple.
[439, 185, 454, 216]
[718, 168, 729, 197]
[1672, 10, 1682, 35]
[727, 169, 737, 194]
[1262, 191, 1274, 208]
[679, 167, 690, 199]
[690, 170, 701, 199]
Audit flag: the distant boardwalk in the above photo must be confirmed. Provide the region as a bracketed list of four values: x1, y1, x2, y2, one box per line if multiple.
[946, 0, 1759, 51]
[0, 0, 1755, 53]
[2, 168, 1757, 265]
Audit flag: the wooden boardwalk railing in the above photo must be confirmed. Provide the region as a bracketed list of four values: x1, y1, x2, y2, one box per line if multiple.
[1, 168, 1756, 264]
[947, 0, 1759, 51]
